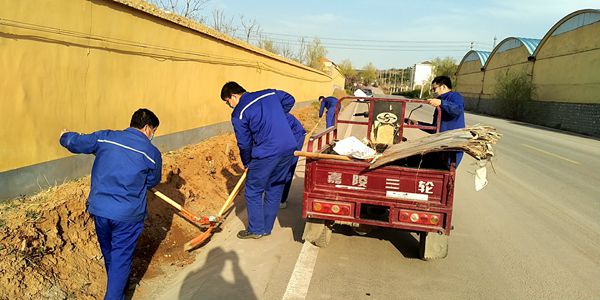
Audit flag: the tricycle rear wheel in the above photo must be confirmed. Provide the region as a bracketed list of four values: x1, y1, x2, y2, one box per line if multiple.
[302, 218, 332, 247]
[418, 232, 449, 260]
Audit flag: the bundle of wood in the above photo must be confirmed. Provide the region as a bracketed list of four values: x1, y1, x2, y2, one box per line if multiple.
[370, 125, 501, 169]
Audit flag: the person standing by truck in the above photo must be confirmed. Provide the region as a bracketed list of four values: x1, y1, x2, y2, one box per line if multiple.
[220, 82, 296, 239]
[59, 108, 162, 300]
[414, 75, 466, 166]
[280, 113, 306, 209]
[318, 95, 340, 128]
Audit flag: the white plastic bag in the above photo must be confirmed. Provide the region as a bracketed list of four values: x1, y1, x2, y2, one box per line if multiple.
[333, 136, 376, 160]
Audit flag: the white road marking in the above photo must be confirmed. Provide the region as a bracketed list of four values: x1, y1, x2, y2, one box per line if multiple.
[282, 242, 320, 300]
[522, 144, 580, 165]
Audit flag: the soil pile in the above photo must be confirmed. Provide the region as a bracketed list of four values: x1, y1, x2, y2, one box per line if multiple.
[0, 106, 319, 299]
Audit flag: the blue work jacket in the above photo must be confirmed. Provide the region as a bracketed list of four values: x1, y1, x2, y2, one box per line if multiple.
[287, 113, 306, 147]
[231, 89, 297, 167]
[60, 128, 162, 222]
[432, 91, 465, 132]
[319, 96, 340, 117]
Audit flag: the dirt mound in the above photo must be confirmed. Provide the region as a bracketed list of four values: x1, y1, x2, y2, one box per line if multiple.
[0, 106, 318, 299]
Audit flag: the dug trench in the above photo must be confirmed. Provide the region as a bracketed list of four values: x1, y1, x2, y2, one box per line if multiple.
[0, 106, 319, 300]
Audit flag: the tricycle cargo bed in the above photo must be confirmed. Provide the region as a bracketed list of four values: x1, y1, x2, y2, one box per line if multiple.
[302, 157, 454, 235]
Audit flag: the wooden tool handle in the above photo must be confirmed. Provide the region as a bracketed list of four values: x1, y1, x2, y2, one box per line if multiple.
[294, 151, 352, 161]
[152, 188, 182, 210]
[217, 170, 248, 217]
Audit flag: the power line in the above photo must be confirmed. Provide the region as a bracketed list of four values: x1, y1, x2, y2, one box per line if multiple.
[260, 31, 492, 45]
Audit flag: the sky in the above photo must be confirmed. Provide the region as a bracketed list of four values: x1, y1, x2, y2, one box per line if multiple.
[193, 0, 598, 69]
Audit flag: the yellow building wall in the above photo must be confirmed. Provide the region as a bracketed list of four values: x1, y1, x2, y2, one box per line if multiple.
[481, 47, 533, 99]
[0, 0, 341, 172]
[533, 21, 600, 103]
[455, 61, 484, 99]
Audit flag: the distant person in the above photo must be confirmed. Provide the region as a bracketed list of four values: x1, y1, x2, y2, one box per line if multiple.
[318, 95, 340, 128]
[220, 82, 296, 239]
[280, 113, 306, 209]
[410, 76, 465, 166]
[59, 108, 162, 300]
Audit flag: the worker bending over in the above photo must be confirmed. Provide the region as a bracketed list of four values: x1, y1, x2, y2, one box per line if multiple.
[220, 82, 296, 239]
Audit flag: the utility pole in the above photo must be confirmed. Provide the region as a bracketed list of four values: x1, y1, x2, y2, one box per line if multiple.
[401, 68, 405, 91]
[493, 36, 497, 48]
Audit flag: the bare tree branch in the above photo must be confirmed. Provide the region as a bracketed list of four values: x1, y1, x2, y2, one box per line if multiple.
[211, 8, 237, 36]
[149, 0, 210, 23]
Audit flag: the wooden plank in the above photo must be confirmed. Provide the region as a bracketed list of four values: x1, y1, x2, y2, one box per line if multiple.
[370, 126, 501, 169]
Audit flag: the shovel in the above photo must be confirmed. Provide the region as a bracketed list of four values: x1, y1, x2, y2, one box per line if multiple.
[184, 169, 248, 251]
[151, 189, 219, 226]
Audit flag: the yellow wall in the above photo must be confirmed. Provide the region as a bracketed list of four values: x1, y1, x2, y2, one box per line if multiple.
[0, 0, 341, 172]
[481, 47, 533, 99]
[455, 61, 484, 99]
[533, 21, 600, 103]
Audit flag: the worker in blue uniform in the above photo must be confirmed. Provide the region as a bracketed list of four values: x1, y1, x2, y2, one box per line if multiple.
[220, 82, 296, 239]
[280, 113, 306, 209]
[59, 108, 162, 300]
[318, 95, 340, 128]
[410, 76, 465, 167]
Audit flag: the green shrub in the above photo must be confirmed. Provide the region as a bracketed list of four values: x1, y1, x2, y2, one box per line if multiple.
[493, 70, 536, 119]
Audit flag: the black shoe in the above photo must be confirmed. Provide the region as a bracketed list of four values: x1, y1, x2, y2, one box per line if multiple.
[237, 230, 263, 239]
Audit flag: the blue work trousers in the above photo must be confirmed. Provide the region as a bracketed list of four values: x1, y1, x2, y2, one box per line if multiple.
[93, 215, 144, 300]
[245, 154, 292, 235]
[326, 110, 336, 128]
[281, 136, 304, 203]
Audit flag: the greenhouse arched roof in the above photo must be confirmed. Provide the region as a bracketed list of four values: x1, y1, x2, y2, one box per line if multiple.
[532, 9, 600, 58]
[482, 37, 541, 69]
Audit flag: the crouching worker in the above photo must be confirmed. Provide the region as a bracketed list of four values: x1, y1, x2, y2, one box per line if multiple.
[280, 113, 306, 209]
[220, 81, 296, 239]
[59, 108, 162, 300]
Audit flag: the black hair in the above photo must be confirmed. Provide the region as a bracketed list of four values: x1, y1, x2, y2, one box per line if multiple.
[432, 76, 452, 89]
[318, 96, 325, 101]
[130, 108, 159, 129]
[220, 81, 247, 100]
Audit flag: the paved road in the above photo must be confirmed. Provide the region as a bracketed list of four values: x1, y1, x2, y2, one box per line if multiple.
[148, 100, 600, 300]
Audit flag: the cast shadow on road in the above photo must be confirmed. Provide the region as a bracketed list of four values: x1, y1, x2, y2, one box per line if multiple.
[178, 247, 257, 300]
[276, 163, 308, 243]
[126, 169, 187, 299]
[333, 225, 421, 259]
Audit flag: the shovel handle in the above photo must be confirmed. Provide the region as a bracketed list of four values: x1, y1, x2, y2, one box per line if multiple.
[217, 170, 248, 217]
[152, 189, 183, 210]
[294, 151, 352, 161]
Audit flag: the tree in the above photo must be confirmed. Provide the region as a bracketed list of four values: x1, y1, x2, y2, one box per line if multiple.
[360, 62, 378, 86]
[150, 0, 210, 22]
[280, 43, 295, 61]
[305, 38, 327, 70]
[295, 37, 308, 64]
[338, 59, 356, 78]
[258, 37, 279, 55]
[431, 57, 458, 83]
[210, 8, 237, 36]
[240, 16, 260, 43]
[338, 59, 358, 89]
